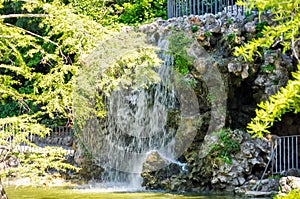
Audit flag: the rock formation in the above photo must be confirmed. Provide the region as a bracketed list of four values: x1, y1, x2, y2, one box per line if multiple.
[137, 10, 297, 194]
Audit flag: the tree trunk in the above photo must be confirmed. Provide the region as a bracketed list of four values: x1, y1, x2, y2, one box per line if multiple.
[0, 181, 8, 199]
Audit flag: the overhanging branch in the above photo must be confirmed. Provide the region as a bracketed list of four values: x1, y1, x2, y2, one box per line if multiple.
[5, 23, 58, 47]
[5, 23, 68, 62]
[0, 14, 50, 20]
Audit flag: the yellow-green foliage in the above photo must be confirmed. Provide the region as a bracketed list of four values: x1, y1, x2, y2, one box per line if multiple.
[0, 147, 78, 181]
[247, 64, 300, 137]
[274, 189, 300, 199]
[235, 0, 299, 61]
[234, 0, 300, 137]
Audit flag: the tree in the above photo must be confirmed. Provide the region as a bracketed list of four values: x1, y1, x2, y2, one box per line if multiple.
[234, 0, 300, 137]
[0, 0, 163, 180]
[66, 0, 167, 25]
[112, 0, 167, 24]
[0, 0, 110, 179]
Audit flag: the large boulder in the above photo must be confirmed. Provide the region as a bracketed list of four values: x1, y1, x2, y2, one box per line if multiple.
[141, 151, 184, 190]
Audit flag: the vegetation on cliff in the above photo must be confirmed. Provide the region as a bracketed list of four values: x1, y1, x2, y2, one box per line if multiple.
[235, 0, 300, 137]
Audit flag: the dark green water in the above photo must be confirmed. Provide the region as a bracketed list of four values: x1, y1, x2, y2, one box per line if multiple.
[5, 186, 236, 199]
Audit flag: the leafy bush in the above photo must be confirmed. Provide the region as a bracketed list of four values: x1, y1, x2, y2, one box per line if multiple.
[0, 0, 111, 179]
[113, 0, 167, 24]
[235, 0, 299, 62]
[68, 0, 109, 22]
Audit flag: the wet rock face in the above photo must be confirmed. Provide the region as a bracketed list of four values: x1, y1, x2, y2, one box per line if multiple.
[141, 151, 183, 190]
[73, 141, 104, 181]
[141, 130, 272, 193]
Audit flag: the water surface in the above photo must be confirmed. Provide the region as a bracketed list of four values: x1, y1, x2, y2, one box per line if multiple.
[6, 186, 237, 199]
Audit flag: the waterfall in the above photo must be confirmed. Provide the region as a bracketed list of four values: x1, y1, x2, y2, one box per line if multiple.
[95, 53, 181, 189]
[74, 31, 204, 191]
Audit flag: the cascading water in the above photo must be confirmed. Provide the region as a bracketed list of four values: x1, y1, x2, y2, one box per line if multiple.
[96, 53, 182, 189]
[74, 31, 207, 191]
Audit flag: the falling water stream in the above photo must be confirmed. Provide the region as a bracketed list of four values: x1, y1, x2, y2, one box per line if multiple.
[89, 52, 188, 190]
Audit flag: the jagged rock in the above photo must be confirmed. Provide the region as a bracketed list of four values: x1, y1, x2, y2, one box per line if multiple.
[238, 176, 246, 185]
[142, 151, 169, 172]
[241, 142, 255, 158]
[62, 136, 73, 146]
[136, 12, 294, 193]
[245, 191, 275, 197]
[279, 176, 300, 193]
[244, 21, 256, 33]
[74, 146, 84, 166]
[203, 14, 216, 25]
[228, 62, 242, 75]
[141, 151, 184, 190]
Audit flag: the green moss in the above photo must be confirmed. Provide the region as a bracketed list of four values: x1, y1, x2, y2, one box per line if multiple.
[191, 25, 199, 33]
[204, 30, 212, 37]
[227, 33, 236, 42]
[273, 78, 280, 85]
[261, 64, 276, 73]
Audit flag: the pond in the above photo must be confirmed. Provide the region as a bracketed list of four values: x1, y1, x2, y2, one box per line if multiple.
[5, 186, 238, 199]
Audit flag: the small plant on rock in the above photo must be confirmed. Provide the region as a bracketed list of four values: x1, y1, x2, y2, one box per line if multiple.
[204, 30, 212, 37]
[168, 30, 194, 75]
[261, 64, 276, 73]
[191, 25, 199, 33]
[210, 128, 240, 164]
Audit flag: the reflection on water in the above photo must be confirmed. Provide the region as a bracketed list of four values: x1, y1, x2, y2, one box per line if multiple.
[5, 186, 237, 199]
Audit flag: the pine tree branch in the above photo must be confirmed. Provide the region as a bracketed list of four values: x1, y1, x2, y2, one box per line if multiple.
[5, 23, 68, 62]
[0, 14, 50, 20]
[5, 23, 58, 46]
